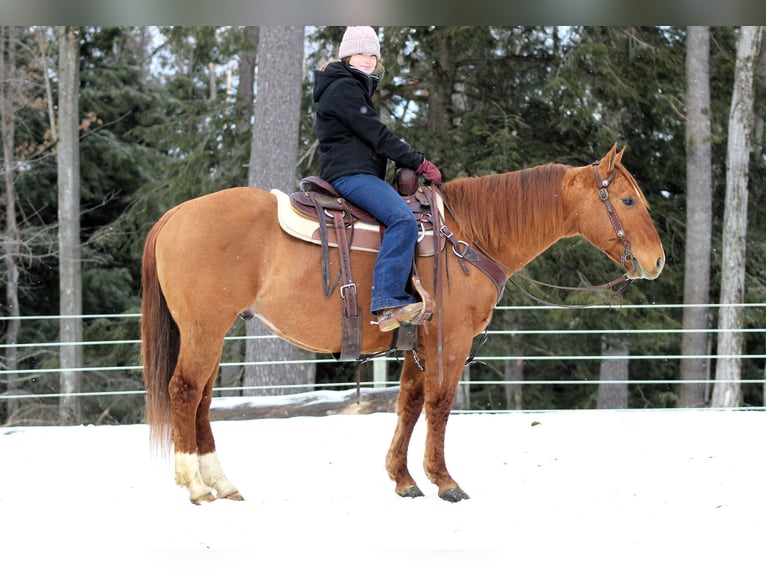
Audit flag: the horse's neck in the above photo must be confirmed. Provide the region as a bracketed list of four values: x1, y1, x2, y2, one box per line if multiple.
[444, 167, 567, 273]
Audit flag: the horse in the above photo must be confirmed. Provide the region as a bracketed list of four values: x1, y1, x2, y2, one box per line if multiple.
[141, 144, 664, 504]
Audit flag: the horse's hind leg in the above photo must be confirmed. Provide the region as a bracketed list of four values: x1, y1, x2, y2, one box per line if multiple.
[168, 361, 216, 504]
[386, 354, 426, 498]
[195, 375, 243, 501]
[170, 346, 240, 504]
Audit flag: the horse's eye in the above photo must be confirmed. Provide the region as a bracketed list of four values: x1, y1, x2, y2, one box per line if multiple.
[622, 197, 636, 207]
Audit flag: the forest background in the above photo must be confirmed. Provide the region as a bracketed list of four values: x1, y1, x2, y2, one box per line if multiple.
[1, 26, 764, 425]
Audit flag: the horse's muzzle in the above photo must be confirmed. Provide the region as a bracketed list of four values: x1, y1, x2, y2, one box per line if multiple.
[629, 252, 665, 280]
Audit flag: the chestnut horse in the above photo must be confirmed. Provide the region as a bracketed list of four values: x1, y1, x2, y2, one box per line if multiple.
[142, 145, 664, 504]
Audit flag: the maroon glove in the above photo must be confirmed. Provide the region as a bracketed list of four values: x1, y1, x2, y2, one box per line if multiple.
[416, 159, 442, 185]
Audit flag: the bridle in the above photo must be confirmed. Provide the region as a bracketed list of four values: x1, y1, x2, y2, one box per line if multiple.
[592, 161, 635, 272]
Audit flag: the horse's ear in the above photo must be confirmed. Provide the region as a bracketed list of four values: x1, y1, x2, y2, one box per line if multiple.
[597, 143, 619, 179]
[615, 145, 626, 165]
[605, 142, 618, 171]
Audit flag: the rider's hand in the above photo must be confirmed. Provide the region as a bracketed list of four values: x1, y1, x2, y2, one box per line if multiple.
[416, 159, 442, 185]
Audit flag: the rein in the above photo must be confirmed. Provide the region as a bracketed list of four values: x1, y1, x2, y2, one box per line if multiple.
[508, 273, 633, 308]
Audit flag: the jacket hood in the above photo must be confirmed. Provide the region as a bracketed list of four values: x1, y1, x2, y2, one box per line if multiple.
[313, 60, 383, 102]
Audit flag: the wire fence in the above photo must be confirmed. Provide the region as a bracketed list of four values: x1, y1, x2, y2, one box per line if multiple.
[1, 302, 764, 410]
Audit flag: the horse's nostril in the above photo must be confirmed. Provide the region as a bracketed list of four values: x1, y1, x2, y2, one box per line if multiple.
[657, 256, 664, 270]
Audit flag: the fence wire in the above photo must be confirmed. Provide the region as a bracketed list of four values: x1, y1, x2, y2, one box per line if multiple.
[1, 303, 764, 402]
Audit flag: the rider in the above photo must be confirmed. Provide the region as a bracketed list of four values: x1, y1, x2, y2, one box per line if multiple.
[313, 26, 442, 332]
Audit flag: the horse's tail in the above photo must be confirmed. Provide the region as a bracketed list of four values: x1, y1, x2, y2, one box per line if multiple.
[141, 208, 180, 457]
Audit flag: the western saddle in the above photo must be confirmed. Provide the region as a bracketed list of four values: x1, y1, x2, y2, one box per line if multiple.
[285, 169, 440, 361]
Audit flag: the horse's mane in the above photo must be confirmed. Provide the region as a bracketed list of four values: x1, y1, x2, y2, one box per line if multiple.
[440, 163, 567, 253]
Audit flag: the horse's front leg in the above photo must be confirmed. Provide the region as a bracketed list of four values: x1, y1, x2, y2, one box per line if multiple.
[422, 343, 471, 502]
[386, 354, 426, 498]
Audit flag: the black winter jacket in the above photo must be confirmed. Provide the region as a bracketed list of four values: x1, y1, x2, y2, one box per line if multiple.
[313, 61, 424, 183]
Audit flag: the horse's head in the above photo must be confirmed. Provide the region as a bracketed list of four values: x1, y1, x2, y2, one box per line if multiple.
[570, 144, 665, 280]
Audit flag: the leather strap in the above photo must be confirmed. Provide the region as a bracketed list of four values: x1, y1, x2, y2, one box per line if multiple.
[592, 162, 634, 270]
[330, 210, 361, 361]
[424, 185, 446, 387]
[309, 195, 335, 297]
[438, 223, 507, 304]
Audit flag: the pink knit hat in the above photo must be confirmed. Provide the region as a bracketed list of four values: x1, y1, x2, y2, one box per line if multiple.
[338, 26, 380, 59]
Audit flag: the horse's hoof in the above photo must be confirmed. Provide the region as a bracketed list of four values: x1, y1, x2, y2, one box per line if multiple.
[439, 487, 470, 503]
[220, 490, 245, 501]
[398, 485, 425, 498]
[191, 491, 216, 505]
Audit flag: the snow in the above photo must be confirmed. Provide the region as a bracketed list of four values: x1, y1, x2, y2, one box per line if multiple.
[212, 389, 353, 409]
[1, 408, 764, 572]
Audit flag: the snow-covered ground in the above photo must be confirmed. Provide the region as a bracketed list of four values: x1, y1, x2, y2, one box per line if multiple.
[1, 408, 764, 572]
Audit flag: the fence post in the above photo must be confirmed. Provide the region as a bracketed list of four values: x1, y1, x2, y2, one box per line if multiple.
[373, 357, 387, 388]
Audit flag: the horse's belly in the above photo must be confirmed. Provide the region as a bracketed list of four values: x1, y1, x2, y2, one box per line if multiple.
[248, 247, 391, 355]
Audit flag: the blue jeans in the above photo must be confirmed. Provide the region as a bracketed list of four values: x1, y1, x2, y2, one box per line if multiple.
[332, 174, 418, 313]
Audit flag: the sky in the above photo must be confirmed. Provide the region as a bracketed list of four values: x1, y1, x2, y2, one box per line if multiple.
[1, 402, 764, 572]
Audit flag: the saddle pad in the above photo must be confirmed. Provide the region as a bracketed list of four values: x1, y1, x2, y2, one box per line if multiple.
[271, 188, 443, 257]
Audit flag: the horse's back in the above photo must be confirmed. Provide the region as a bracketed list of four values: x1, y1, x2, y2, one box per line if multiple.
[157, 186, 278, 244]
[178, 185, 276, 218]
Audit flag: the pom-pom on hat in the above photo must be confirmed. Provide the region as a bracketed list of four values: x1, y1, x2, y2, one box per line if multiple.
[338, 26, 380, 59]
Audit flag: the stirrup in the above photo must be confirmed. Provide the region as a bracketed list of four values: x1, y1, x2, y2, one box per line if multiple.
[371, 267, 434, 332]
[410, 269, 434, 324]
[374, 302, 426, 333]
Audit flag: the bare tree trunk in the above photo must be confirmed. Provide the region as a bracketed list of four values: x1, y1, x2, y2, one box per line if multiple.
[1, 26, 21, 420]
[208, 62, 216, 100]
[453, 365, 470, 409]
[504, 311, 524, 410]
[244, 26, 314, 396]
[428, 27, 455, 134]
[754, 39, 766, 161]
[597, 337, 629, 409]
[236, 27, 258, 137]
[504, 358, 524, 410]
[57, 26, 82, 423]
[711, 26, 764, 408]
[679, 26, 713, 408]
[36, 28, 57, 142]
